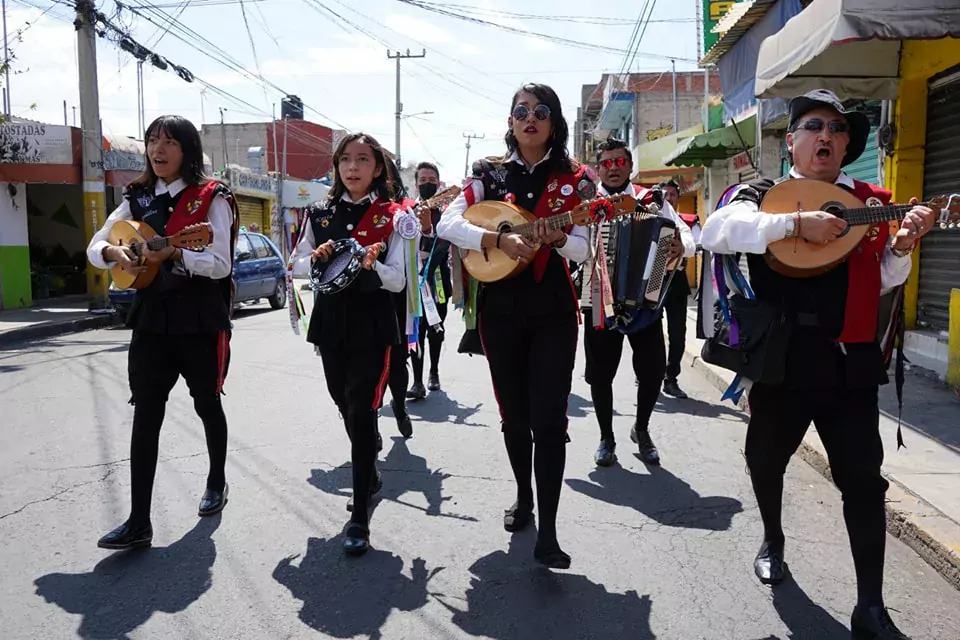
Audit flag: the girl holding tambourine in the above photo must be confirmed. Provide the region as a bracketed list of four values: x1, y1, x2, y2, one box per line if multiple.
[290, 132, 411, 555]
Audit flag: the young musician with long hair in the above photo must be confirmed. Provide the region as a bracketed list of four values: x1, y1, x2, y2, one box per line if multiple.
[86, 115, 239, 550]
[290, 132, 409, 555]
[408, 161, 452, 398]
[438, 84, 592, 568]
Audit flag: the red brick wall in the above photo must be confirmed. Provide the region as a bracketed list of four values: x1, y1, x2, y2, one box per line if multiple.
[266, 120, 334, 181]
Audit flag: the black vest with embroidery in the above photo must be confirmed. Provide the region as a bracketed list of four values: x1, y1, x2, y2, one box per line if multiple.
[472, 158, 578, 317]
[125, 184, 231, 335]
[305, 199, 400, 350]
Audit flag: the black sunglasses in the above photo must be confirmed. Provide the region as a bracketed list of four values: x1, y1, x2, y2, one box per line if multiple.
[795, 118, 849, 134]
[512, 104, 551, 122]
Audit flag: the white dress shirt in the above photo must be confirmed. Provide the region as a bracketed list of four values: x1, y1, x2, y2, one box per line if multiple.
[87, 178, 234, 280]
[700, 168, 912, 292]
[289, 192, 407, 293]
[437, 151, 590, 264]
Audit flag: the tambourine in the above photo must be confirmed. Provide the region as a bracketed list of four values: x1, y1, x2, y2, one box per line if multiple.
[309, 238, 366, 295]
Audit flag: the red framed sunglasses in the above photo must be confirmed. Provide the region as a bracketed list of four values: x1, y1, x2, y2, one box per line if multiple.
[599, 157, 629, 169]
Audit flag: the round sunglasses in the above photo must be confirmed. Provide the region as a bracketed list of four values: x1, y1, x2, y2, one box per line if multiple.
[599, 157, 629, 169]
[512, 104, 551, 122]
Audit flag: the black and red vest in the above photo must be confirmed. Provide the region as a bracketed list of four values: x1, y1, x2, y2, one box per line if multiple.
[470, 156, 594, 317]
[305, 196, 403, 349]
[126, 180, 238, 335]
[737, 176, 894, 387]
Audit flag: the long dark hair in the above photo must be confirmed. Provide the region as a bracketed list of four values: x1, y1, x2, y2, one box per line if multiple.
[326, 132, 395, 203]
[129, 115, 208, 190]
[384, 157, 408, 203]
[504, 83, 574, 174]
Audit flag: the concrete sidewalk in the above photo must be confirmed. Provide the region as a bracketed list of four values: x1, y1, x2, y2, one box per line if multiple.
[0, 299, 120, 347]
[680, 303, 960, 591]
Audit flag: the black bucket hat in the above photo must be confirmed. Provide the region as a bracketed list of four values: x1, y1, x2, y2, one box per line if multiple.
[788, 89, 870, 167]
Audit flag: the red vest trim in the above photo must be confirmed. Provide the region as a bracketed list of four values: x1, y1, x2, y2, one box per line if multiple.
[837, 180, 893, 343]
[351, 198, 399, 247]
[167, 181, 221, 235]
[529, 165, 591, 282]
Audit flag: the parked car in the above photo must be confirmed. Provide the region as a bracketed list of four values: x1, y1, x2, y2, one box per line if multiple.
[109, 231, 287, 320]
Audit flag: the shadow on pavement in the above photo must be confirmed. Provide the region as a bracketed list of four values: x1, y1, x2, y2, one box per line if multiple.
[879, 367, 960, 453]
[273, 536, 440, 639]
[769, 578, 851, 639]
[566, 467, 743, 531]
[435, 530, 656, 639]
[309, 436, 477, 523]
[396, 390, 487, 428]
[34, 515, 221, 639]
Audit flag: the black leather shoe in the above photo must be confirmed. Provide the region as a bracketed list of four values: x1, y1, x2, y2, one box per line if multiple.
[406, 382, 427, 401]
[753, 539, 788, 585]
[347, 466, 383, 512]
[377, 430, 383, 452]
[198, 483, 229, 516]
[98, 520, 153, 550]
[503, 500, 534, 532]
[391, 400, 413, 438]
[534, 541, 571, 569]
[343, 522, 370, 556]
[427, 371, 441, 392]
[594, 439, 617, 467]
[630, 426, 660, 465]
[851, 605, 911, 640]
[663, 379, 689, 399]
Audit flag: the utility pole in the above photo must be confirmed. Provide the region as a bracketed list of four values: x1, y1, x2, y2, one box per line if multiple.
[463, 132, 484, 178]
[200, 87, 207, 123]
[136, 60, 144, 135]
[219, 107, 228, 170]
[387, 48, 425, 168]
[3, 0, 10, 117]
[671, 59, 678, 134]
[76, 0, 108, 308]
[63, 100, 67, 126]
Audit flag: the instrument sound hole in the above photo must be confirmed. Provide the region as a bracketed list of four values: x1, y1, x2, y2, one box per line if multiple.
[496, 222, 512, 234]
[822, 201, 850, 238]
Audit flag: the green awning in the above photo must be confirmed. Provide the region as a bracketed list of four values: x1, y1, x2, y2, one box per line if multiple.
[662, 115, 757, 168]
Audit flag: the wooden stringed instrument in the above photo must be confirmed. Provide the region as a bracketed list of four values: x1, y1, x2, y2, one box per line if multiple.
[107, 220, 214, 290]
[762, 179, 960, 277]
[461, 194, 637, 282]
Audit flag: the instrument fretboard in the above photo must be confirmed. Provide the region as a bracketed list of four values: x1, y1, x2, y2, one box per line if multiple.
[843, 203, 929, 227]
[512, 212, 574, 237]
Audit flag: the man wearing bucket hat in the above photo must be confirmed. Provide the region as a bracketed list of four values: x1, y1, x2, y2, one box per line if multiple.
[700, 90, 937, 640]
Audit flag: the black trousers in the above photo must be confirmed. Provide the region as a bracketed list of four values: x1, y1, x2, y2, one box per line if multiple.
[662, 277, 689, 381]
[127, 330, 230, 525]
[479, 309, 578, 543]
[386, 338, 409, 409]
[746, 382, 888, 606]
[319, 343, 391, 525]
[582, 310, 666, 442]
[411, 299, 448, 384]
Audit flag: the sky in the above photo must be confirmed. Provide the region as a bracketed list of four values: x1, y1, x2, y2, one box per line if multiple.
[6, 0, 702, 182]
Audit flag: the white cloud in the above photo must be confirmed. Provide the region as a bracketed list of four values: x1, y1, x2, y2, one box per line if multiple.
[384, 14, 452, 44]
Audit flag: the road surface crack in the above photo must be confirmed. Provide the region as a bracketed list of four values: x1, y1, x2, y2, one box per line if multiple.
[0, 467, 119, 521]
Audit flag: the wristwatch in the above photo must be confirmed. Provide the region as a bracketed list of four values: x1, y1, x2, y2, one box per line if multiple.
[784, 214, 797, 238]
[891, 242, 916, 258]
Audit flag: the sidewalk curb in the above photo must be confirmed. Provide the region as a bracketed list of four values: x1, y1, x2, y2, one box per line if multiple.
[0, 313, 122, 347]
[684, 346, 960, 592]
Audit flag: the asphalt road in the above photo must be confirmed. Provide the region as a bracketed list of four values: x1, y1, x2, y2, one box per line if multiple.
[1, 298, 959, 640]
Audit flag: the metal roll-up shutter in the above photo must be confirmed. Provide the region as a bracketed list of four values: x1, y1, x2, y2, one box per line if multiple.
[237, 195, 265, 234]
[844, 125, 879, 184]
[917, 69, 960, 331]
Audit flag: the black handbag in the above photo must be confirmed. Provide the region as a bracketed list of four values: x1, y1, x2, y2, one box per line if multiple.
[700, 294, 792, 384]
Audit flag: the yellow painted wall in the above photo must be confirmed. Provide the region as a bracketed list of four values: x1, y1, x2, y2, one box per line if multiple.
[886, 38, 960, 329]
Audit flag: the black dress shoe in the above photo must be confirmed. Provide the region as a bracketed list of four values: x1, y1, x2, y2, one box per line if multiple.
[534, 541, 571, 569]
[753, 539, 788, 585]
[427, 371, 441, 392]
[391, 400, 413, 438]
[594, 439, 617, 467]
[198, 483, 229, 516]
[503, 501, 533, 532]
[98, 520, 153, 550]
[343, 522, 370, 556]
[347, 466, 383, 512]
[663, 379, 689, 399]
[851, 605, 911, 640]
[406, 382, 427, 401]
[377, 431, 383, 452]
[630, 426, 660, 465]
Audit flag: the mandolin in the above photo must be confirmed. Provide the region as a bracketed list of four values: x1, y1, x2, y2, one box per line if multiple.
[107, 219, 214, 290]
[762, 179, 960, 277]
[461, 194, 637, 282]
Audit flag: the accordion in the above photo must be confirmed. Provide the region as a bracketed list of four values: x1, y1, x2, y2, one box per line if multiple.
[605, 212, 679, 334]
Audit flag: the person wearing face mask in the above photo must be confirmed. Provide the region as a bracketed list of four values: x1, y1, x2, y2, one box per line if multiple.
[406, 161, 453, 399]
[701, 90, 937, 640]
[579, 139, 695, 468]
[438, 83, 591, 569]
[86, 115, 239, 550]
[290, 132, 412, 555]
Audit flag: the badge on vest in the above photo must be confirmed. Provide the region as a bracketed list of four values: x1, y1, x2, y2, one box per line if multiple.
[187, 198, 204, 216]
[548, 180, 559, 193]
[560, 184, 573, 196]
[865, 196, 884, 208]
[504, 193, 516, 204]
[137, 194, 154, 209]
[577, 179, 596, 200]
[373, 212, 391, 228]
[548, 197, 565, 212]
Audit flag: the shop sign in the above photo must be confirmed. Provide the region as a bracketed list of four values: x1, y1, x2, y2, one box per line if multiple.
[282, 179, 328, 205]
[732, 151, 752, 170]
[703, 0, 741, 55]
[229, 166, 276, 198]
[0, 123, 73, 164]
[103, 149, 146, 172]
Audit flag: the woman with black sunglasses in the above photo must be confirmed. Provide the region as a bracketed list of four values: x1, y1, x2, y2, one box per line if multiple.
[438, 83, 593, 569]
